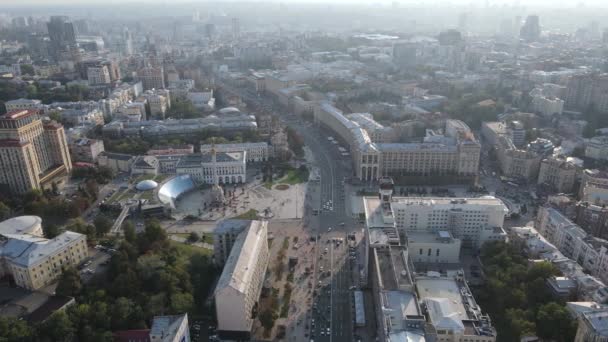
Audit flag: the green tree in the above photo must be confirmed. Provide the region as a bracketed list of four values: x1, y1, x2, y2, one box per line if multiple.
[0, 315, 35, 341]
[0, 201, 11, 221]
[56, 267, 82, 297]
[49, 111, 62, 123]
[43, 224, 61, 239]
[122, 221, 137, 244]
[169, 292, 194, 313]
[187, 232, 200, 243]
[37, 311, 75, 342]
[20, 64, 35, 75]
[93, 215, 112, 237]
[536, 302, 577, 342]
[65, 218, 96, 242]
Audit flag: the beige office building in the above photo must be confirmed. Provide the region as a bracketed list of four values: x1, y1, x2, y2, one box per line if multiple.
[0, 216, 88, 290]
[314, 103, 480, 182]
[537, 156, 577, 193]
[214, 220, 269, 341]
[0, 110, 72, 194]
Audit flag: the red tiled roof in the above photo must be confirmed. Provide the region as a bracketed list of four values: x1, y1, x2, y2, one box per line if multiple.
[112, 330, 151, 342]
[2, 109, 39, 120]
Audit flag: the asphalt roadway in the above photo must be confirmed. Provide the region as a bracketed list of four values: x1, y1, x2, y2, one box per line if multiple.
[218, 81, 359, 342]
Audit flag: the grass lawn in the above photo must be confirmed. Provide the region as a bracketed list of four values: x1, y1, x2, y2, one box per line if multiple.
[139, 190, 155, 201]
[281, 169, 308, 185]
[171, 232, 214, 243]
[154, 174, 169, 182]
[117, 189, 135, 201]
[236, 209, 259, 220]
[107, 190, 123, 204]
[170, 240, 212, 257]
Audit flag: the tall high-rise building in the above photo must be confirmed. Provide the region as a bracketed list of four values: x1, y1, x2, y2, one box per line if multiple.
[46, 16, 76, 60]
[520, 15, 541, 42]
[231, 18, 240, 39]
[0, 110, 72, 194]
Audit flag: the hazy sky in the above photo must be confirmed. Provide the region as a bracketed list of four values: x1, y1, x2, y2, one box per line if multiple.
[0, 0, 606, 5]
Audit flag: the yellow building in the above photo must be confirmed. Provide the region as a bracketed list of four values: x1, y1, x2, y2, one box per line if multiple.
[0, 216, 88, 290]
[0, 110, 72, 194]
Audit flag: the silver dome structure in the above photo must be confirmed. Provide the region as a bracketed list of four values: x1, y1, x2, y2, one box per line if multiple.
[136, 179, 158, 191]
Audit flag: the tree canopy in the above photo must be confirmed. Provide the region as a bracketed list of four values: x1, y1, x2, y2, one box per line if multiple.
[475, 241, 577, 342]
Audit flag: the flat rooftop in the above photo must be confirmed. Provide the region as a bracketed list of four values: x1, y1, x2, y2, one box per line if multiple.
[416, 278, 469, 324]
[363, 197, 396, 229]
[407, 231, 456, 244]
[375, 246, 412, 290]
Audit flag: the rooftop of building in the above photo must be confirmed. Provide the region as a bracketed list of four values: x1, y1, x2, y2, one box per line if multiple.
[200, 141, 268, 149]
[407, 231, 458, 244]
[416, 273, 495, 337]
[0, 216, 42, 236]
[0, 231, 85, 267]
[1, 109, 39, 120]
[149, 314, 188, 339]
[215, 220, 267, 295]
[391, 196, 507, 208]
[176, 151, 245, 168]
[583, 310, 608, 336]
[375, 246, 412, 290]
[27, 295, 74, 323]
[98, 151, 134, 161]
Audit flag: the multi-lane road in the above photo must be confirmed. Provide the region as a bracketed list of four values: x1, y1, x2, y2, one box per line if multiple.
[218, 81, 359, 342]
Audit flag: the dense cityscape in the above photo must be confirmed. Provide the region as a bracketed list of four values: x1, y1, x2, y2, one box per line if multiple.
[1, 1, 608, 341]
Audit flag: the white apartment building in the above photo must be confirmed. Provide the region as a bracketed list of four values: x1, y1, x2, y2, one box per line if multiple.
[363, 180, 507, 249]
[176, 151, 246, 184]
[531, 94, 564, 117]
[215, 220, 269, 341]
[537, 157, 577, 193]
[407, 231, 461, 263]
[580, 169, 608, 206]
[390, 197, 508, 249]
[4, 98, 42, 112]
[0, 216, 88, 290]
[200, 142, 270, 162]
[537, 207, 608, 285]
[586, 136, 608, 161]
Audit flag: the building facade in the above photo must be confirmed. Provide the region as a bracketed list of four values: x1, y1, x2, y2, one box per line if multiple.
[0, 110, 72, 194]
[138, 66, 165, 90]
[314, 103, 479, 182]
[0, 216, 87, 290]
[176, 151, 246, 184]
[214, 220, 269, 340]
[538, 157, 577, 193]
[537, 206, 608, 285]
[69, 138, 105, 163]
[200, 142, 270, 162]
